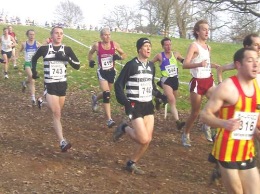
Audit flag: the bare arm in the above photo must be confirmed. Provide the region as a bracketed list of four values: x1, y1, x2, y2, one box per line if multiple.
[114, 41, 126, 60]
[10, 36, 17, 47]
[36, 41, 42, 48]
[174, 51, 185, 64]
[200, 79, 240, 131]
[151, 53, 161, 64]
[183, 43, 206, 69]
[88, 43, 98, 61]
[216, 63, 235, 83]
[16, 42, 25, 59]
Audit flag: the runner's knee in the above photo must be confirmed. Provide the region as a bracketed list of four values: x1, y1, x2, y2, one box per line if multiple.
[103, 90, 110, 103]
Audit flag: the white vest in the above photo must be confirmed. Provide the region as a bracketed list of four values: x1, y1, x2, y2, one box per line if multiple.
[190, 42, 211, 78]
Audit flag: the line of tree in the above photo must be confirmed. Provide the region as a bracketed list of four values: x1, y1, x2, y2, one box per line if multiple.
[3, 0, 254, 43]
[101, 0, 259, 42]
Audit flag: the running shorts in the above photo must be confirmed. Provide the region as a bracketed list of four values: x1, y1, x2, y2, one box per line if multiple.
[130, 100, 154, 120]
[97, 69, 116, 84]
[44, 82, 67, 97]
[218, 157, 256, 170]
[160, 76, 179, 91]
[1, 50, 12, 59]
[189, 75, 214, 95]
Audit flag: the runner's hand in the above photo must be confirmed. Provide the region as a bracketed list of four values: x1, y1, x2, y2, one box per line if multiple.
[32, 71, 39, 79]
[0, 58, 5, 63]
[125, 101, 133, 119]
[158, 94, 168, 105]
[55, 51, 69, 61]
[222, 118, 240, 132]
[89, 60, 95, 68]
[112, 54, 122, 61]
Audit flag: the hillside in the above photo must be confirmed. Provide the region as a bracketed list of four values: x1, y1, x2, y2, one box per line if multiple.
[0, 24, 251, 194]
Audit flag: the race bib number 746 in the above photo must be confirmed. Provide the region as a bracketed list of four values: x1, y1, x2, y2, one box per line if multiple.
[232, 111, 259, 140]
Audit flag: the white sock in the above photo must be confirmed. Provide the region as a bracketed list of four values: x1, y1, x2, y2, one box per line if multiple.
[60, 139, 65, 145]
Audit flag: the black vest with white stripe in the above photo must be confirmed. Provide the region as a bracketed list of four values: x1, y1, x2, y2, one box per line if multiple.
[43, 44, 68, 83]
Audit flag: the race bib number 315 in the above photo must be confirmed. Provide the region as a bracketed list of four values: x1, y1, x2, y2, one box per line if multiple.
[232, 111, 259, 140]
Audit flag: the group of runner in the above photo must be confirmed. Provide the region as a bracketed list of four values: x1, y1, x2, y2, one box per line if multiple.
[1, 21, 260, 193]
[87, 20, 260, 193]
[0, 25, 18, 78]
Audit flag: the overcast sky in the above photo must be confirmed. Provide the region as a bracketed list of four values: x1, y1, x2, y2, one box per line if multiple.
[2, 0, 139, 26]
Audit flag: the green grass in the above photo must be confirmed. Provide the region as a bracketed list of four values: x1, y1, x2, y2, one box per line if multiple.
[1, 24, 241, 112]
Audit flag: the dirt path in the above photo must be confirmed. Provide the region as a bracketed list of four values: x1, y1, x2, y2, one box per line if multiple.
[0, 78, 230, 194]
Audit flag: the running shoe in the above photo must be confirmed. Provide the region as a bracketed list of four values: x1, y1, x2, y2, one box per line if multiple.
[202, 124, 213, 142]
[181, 133, 191, 147]
[91, 94, 98, 112]
[14, 64, 18, 69]
[4, 73, 8, 79]
[155, 98, 161, 110]
[126, 163, 145, 175]
[32, 100, 36, 106]
[60, 140, 72, 152]
[176, 120, 185, 130]
[113, 123, 126, 142]
[21, 81, 27, 93]
[107, 119, 115, 128]
[37, 97, 43, 109]
[210, 164, 221, 185]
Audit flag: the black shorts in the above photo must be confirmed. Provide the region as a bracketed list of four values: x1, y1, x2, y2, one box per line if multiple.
[97, 69, 116, 84]
[131, 101, 154, 120]
[1, 50, 12, 59]
[160, 76, 179, 91]
[44, 82, 67, 97]
[218, 158, 256, 170]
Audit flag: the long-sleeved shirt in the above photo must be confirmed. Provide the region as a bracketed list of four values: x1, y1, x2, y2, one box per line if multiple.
[115, 57, 162, 105]
[31, 44, 80, 83]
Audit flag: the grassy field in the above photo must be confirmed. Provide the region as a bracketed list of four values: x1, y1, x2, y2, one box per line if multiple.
[1, 24, 241, 111]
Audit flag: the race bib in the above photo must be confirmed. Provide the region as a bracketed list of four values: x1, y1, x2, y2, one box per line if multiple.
[232, 111, 259, 140]
[139, 79, 152, 99]
[26, 51, 35, 61]
[165, 64, 177, 77]
[3, 43, 10, 50]
[101, 56, 113, 70]
[49, 61, 66, 79]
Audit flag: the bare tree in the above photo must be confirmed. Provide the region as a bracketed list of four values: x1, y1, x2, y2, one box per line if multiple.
[191, 1, 260, 41]
[230, 13, 260, 42]
[173, 0, 194, 38]
[191, 0, 260, 17]
[155, 0, 175, 36]
[55, 0, 84, 27]
[139, 0, 159, 34]
[102, 5, 135, 31]
[139, 0, 194, 38]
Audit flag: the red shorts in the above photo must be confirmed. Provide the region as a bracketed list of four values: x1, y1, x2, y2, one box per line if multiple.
[189, 76, 214, 95]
